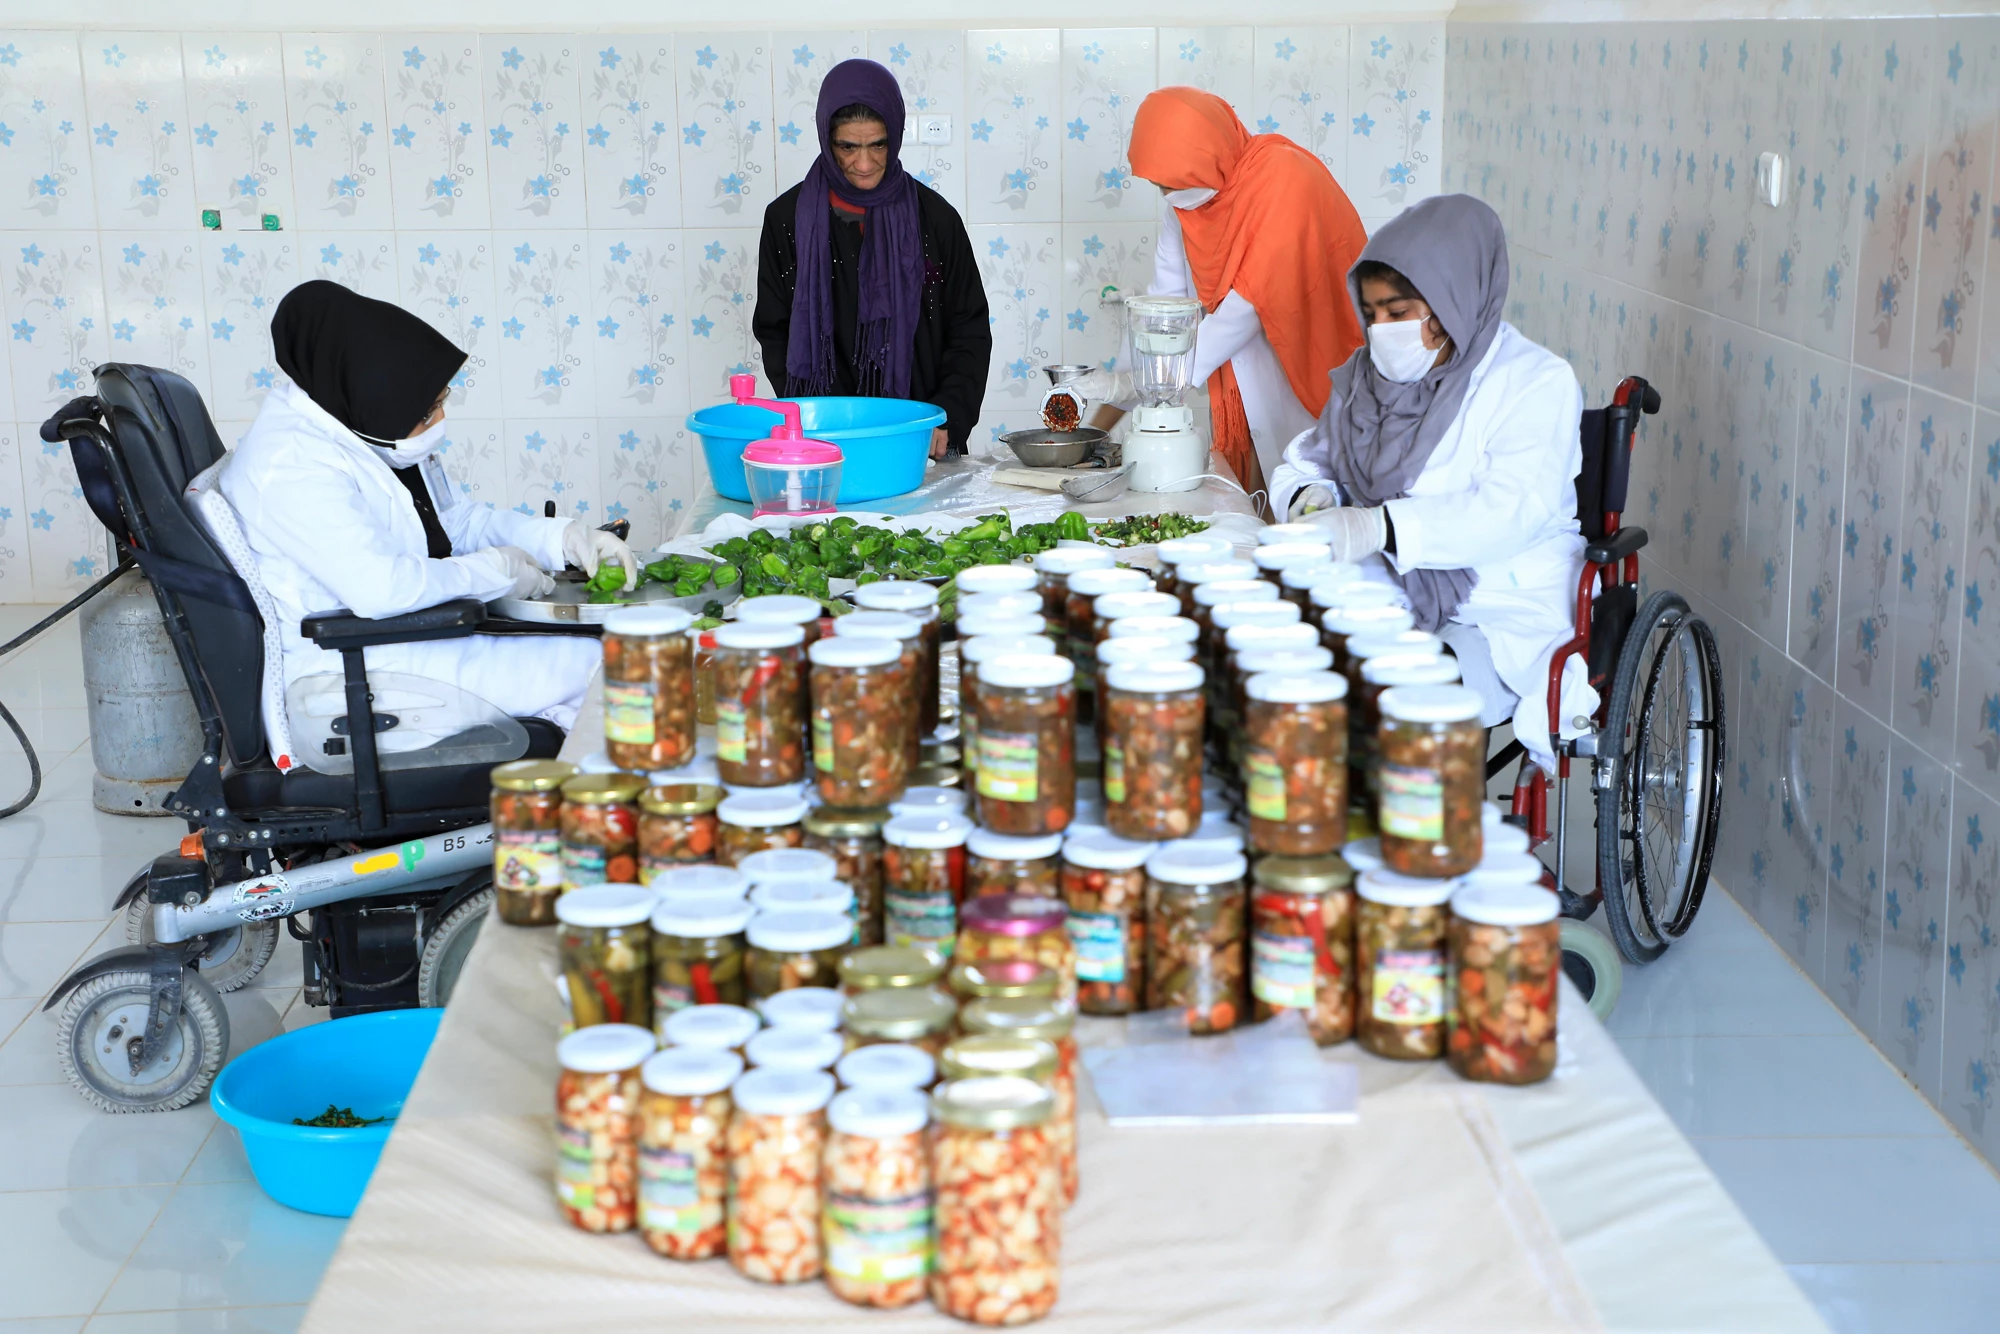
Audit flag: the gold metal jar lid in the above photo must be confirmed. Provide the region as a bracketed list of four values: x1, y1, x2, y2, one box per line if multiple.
[805, 805, 892, 839]
[843, 985, 959, 1040]
[940, 1034, 1058, 1084]
[1252, 854, 1355, 894]
[839, 945, 946, 992]
[560, 773, 647, 804]
[948, 959, 1058, 1001]
[958, 996, 1076, 1042]
[931, 1074, 1054, 1131]
[641, 784, 722, 816]
[491, 759, 577, 792]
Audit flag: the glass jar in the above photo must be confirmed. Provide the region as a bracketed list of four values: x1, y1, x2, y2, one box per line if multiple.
[965, 828, 1064, 898]
[974, 655, 1076, 836]
[601, 605, 697, 771]
[750, 880, 857, 945]
[1144, 845, 1249, 1035]
[739, 846, 839, 889]
[1343, 628, 1446, 701]
[956, 999, 1079, 1210]
[959, 634, 1054, 784]
[1256, 521, 1324, 543]
[1205, 598, 1297, 703]
[839, 944, 948, 996]
[1224, 619, 1318, 729]
[1320, 599, 1416, 675]
[880, 812, 971, 957]
[662, 1003, 760, 1056]
[554, 1024, 654, 1234]
[1250, 854, 1357, 1045]
[559, 773, 645, 889]
[949, 958, 1059, 1003]
[1253, 540, 1333, 586]
[929, 1076, 1062, 1324]
[833, 610, 926, 777]
[1155, 533, 1237, 602]
[940, 1034, 1058, 1085]
[710, 622, 808, 788]
[836, 1042, 938, 1091]
[1033, 547, 1116, 653]
[1102, 662, 1206, 841]
[694, 626, 720, 727]
[809, 637, 910, 807]
[1377, 685, 1486, 878]
[726, 1067, 835, 1284]
[823, 1087, 934, 1309]
[1278, 560, 1342, 612]
[1243, 670, 1350, 857]
[1190, 576, 1277, 663]
[853, 580, 943, 736]
[1448, 883, 1561, 1084]
[1355, 867, 1456, 1060]
[1092, 636, 1196, 752]
[736, 593, 825, 647]
[758, 985, 846, 1034]
[1234, 646, 1335, 699]
[714, 790, 809, 867]
[1064, 566, 1152, 720]
[650, 895, 752, 1031]
[637, 1046, 742, 1259]
[1356, 654, 1460, 807]
[651, 863, 748, 905]
[957, 895, 1075, 1001]
[1171, 557, 1256, 618]
[1105, 611, 1202, 652]
[638, 784, 722, 880]
[490, 759, 576, 925]
[1060, 829, 1153, 1015]
[842, 985, 959, 1056]
[557, 885, 654, 1031]
[746, 1026, 844, 1072]
[891, 785, 969, 818]
[745, 910, 852, 998]
[805, 805, 890, 948]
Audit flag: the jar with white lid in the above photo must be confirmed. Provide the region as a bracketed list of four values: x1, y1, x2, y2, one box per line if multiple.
[1344, 628, 1445, 686]
[1459, 850, 1547, 889]
[1190, 576, 1279, 658]
[955, 564, 1040, 596]
[602, 605, 698, 772]
[650, 895, 754, 1031]
[1144, 844, 1249, 1034]
[880, 812, 972, 956]
[1224, 617, 1318, 734]
[652, 863, 748, 902]
[958, 589, 1045, 626]
[1356, 653, 1460, 799]
[892, 785, 967, 817]
[1243, 670, 1350, 857]
[1448, 883, 1561, 1084]
[1102, 661, 1206, 842]
[637, 1045, 742, 1259]
[1282, 560, 1359, 613]
[757, 984, 845, 1033]
[746, 910, 852, 997]
[959, 633, 1054, 782]
[974, 655, 1076, 836]
[809, 637, 910, 808]
[1155, 531, 1236, 595]
[1235, 645, 1335, 681]
[1064, 566, 1152, 719]
[715, 789, 809, 866]
[555, 1023, 654, 1234]
[1484, 820, 1533, 857]
[822, 1087, 935, 1309]
[1322, 601, 1417, 673]
[1105, 612, 1201, 648]
[1377, 684, 1486, 878]
[1171, 558, 1256, 616]
[1250, 854, 1356, 1044]
[1356, 867, 1456, 1059]
[803, 805, 890, 946]
[843, 983, 960, 1055]
[1083, 587, 1179, 717]
[835, 1042, 938, 1090]
[736, 593, 825, 646]
[1254, 540, 1334, 586]
[1034, 546, 1118, 649]
[710, 621, 808, 788]
[662, 1002, 760, 1055]
[929, 1076, 1062, 1324]
[1092, 637, 1195, 751]
[1062, 830, 1155, 1014]
[1257, 521, 1323, 544]
[746, 1025, 844, 1071]
[557, 884, 654, 1031]
[853, 580, 943, 735]
[957, 609, 1048, 640]
[966, 827, 1064, 898]
[1303, 563, 1370, 612]
[1209, 597, 1302, 669]
[749, 880, 858, 942]
[1184, 809, 1246, 854]
[726, 1067, 835, 1283]
[833, 609, 926, 775]
[738, 845, 838, 887]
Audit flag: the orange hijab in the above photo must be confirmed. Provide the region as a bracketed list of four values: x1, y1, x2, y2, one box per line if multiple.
[1129, 88, 1367, 498]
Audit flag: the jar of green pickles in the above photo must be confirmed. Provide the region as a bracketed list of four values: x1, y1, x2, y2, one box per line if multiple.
[746, 910, 853, 998]
[558, 884, 656, 1031]
[804, 805, 890, 947]
[650, 894, 753, 1031]
[490, 759, 576, 925]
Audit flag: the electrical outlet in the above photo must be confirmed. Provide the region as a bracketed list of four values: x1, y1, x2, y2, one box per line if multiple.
[1755, 152, 1785, 208]
[918, 115, 951, 146]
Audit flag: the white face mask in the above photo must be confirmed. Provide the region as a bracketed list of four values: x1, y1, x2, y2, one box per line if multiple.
[1367, 318, 1440, 383]
[1163, 186, 1216, 210]
[361, 417, 449, 466]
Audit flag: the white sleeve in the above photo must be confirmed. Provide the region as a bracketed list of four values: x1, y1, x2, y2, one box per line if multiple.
[1150, 205, 1194, 298]
[429, 455, 570, 569]
[1266, 426, 1337, 524]
[1191, 291, 1262, 385]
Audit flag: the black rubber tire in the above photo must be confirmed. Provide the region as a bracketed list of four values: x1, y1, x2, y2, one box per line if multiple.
[418, 887, 492, 1007]
[56, 968, 229, 1113]
[123, 894, 278, 994]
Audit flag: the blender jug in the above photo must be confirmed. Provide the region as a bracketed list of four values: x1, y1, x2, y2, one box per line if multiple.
[1123, 295, 1207, 492]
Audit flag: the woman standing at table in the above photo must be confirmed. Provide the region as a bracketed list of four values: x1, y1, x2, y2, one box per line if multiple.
[754, 59, 991, 459]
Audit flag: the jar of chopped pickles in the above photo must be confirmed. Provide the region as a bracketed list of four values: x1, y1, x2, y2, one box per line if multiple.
[965, 827, 1064, 898]
[949, 958, 1059, 1003]
[1060, 829, 1153, 1015]
[836, 1042, 938, 1091]
[1356, 867, 1456, 1060]
[1225, 619, 1319, 722]
[957, 895, 1075, 1000]
[490, 759, 576, 925]
[602, 605, 697, 771]
[809, 637, 910, 808]
[1250, 854, 1356, 1045]
[746, 910, 851, 998]
[956, 999, 1078, 1210]
[1093, 636, 1197, 750]
[638, 783, 722, 880]
[1144, 845, 1248, 1035]
[804, 805, 890, 947]
[1064, 566, 1152, 720]
[555, 1023, 654, 1234]
[929, 1075, 1061, 1324]
[854, 580, 943, 736]
[1034, 546, 1117, 651]
[727, 1067, 835, 1283]
[1102, 662, 1205, 842]
[1356, 654, 1460, 806]
[637, 1045, 742, 1259]
[1206, 598, 1297, 693]
[1377, 685, 1486, 878]
[1321, 599, 1416, 675]
[758, 985, 845, 1034]
[843, 985, 959, 1056]
[1278, 560, 1343, 612]
[1243, 670, 1350, 857]
[557, 884, 654, 1031]
[715, 789, 809, 867]
[880, 812, 971, 957]
[650, 894, 752, 1032]
[736, 593, 826, 647]
[662, 1002, 760, 1056]
[840, 944, 948, 996]
[710, 622, 807, 788]
[832, 609, 926, 776]
[1171, 557, 1256, 617]
[560, 773, 645, 889]
[1343, 628, 1446, 697]
[974, 655, 1076, 836]
[960, 634, 1054, 783]
[1234, 647, 1335, 713]
[1448, 882, 1561, 1084]
[822, 1087, 934, 1309]
[746, 1026, 844, 1072]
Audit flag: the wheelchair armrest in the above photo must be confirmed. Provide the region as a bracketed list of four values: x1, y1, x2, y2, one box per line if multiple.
[301, 597, 487, 650]
[1584, 527, 1647, 567]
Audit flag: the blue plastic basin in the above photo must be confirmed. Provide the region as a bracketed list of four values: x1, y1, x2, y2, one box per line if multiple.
[688, 396, 946, 505]
[211, 1008, 442, 1217]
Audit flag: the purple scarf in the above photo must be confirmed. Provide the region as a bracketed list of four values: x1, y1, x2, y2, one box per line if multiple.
[785, 59, 924, 400]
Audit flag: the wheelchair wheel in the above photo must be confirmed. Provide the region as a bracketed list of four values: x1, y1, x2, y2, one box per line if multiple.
[1595, 590, 1725, 964]
[1560, 920, 1624, 1021]
[418, 887, 493, 1007]
[122, 894, 277, 993]
[56, 968, 228, 1113]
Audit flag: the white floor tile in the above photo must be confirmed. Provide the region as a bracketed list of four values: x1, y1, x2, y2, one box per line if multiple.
[0, 1085, 215, 1192]
[242, 942, 303, 994]
[1787, 1262, 2000, 1334]
[181, 1125, 252, 1187]
[1606, 937, 1857, 1038]
[1619, 1033, 1956, 1138]
[0, 999, 70, 1086]
[96, 1182, 346, 1314]
[1685, 887, 1777, 953]
[0, 857, 138, 924]
[0, 1318, 88, 1332]
[0, 1185, 172, 1320]
[84, 1307, 304, 1333]
[0, 802, 176, 864]
[0, 921, 121, 1001]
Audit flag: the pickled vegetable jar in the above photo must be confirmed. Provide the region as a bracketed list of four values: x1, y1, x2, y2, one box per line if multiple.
[1190, 576, 1277, 661]
[1155, 532, 1237, 600]
[965, 827, 1063, 898]
[694, 626, 720, 727]
[1033, 546, 1116, 651]
[1224, 620, 1318, 724]
[1144, 845, 1249, 1035]
[1102, 662, 1205, 841]
[601, 606, 697, 771]
[1377, 685, 1486, 878]
[757, 985, 846, 1033]
[853, 580, 943, 735]
[1342, 628, 1445, 696]
[714, 789, 809, 867]
[957, 609, 1047, 641]
[662, 1003, 760, 1055]
[738, 846, 839, 889]
[929, 1076, 1061, 1324]
[1355, 653, 1459, 804]
[956, 998, 1080, 1207]
[559, 773, 644, 889]
[745, 910, 851, 998]
[736, 593, 825, 646]
[1204, 597, 1295, 694]
[1064, 566, 1152, 718]
[1061, 829, 1154, 1015]
[940, 1034, 1058, 1085]
[974, 655, 1076, 835]
[804, 805, 890, 947]
[823, 1087, 934, 1308]
[1091, 636, 1193, 754]
[958, 588, 1043, 626]
[554, 1023, 654, 1233]
[709, 622, 807, 788]
[637, 1045, 742, 1259]
[839, 944, 947, 996]
[880, 812, 971, 957]
[1355, 867, 1455, 1060]
[650, 895, 752, 1030]
[959, 634, 1054, 783]
[809, 637, 911, 808]
[843, 985, 959, 1056]
[1320, 599, 1416, 675]
[746, 1026, 844, 1072]
[1242, 670, 1350, 857]
[1459, 850, 1547, 890]
[726, 1067, 835, 1283]
[1448, 883, 1561, 1084]
[638, 784, 721, 880]
[490, 759, 575, 925]
[1250, 854, 1356, 1045]
[949, 958, 1059, 1003]
[836, 1042, 938, 1091]
[832, 609, 926, 777]
[557, 885, 654, 1031]
[1279, 559, 1345, 612]
[957, 895, 1075, 1000]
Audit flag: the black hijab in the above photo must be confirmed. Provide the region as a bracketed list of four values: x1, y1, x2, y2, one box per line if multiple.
[271, 281, 467, 558]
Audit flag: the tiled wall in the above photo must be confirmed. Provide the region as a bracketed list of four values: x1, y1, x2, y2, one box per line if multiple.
[0, 23, 1442, 602]
[1448, 18, 2000, 1168]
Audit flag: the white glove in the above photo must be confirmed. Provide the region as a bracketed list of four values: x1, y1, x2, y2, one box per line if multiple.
[1305, 505, 1390, 563]
[1289, 484, 1337, 520]
[1071, 368, 1132, 406]
[562, 520, 638, 592]
[491, 545, 556, 599]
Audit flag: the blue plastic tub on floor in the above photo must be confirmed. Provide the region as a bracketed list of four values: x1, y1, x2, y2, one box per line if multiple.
[688, 395, 945, 505]
[211, 1008, 442, 1217]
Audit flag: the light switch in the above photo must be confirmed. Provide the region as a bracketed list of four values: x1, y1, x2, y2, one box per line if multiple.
[918, 115, 951, 146]
[1755, 151, 1786, 208]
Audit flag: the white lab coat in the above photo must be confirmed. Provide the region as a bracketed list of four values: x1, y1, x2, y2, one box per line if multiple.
[1269, 322, 1596, 770]
[215, 381, 601, 742]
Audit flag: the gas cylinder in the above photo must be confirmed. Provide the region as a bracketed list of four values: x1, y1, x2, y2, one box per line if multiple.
[80, 571, 202, 816]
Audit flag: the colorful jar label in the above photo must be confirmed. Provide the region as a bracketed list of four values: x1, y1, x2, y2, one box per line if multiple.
[1372, 948, 1445, 1025]
[1245, 750, 1287, 821]
[813, 715, 835, 773]
[638, 1145, 704, 1234]
[1378, 764, 1446, 841]
[1252, 931, 1316, 1008]
[495, 829, 561, 889]
[975, 731, 1039, 802]
[824, 1189, 934, 1283]
[1102, 744, 1126, 803]
[886, 889, 956, 956]
[715, 700, 748, 763]
[603, 681, 657, 745]
[554, 1124, 598, 1210]
[1068, 909, 1127, 983]
[562, 843, 608, 887]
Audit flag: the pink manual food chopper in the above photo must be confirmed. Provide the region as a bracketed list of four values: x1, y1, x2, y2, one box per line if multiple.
[729, 373, 844, 518]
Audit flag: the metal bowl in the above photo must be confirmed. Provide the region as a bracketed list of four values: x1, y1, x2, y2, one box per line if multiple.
[999, 426, 1109, 468]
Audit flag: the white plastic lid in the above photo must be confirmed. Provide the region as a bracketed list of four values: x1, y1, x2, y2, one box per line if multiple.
[663, 1003, 761, 1051]
[1093, 590, 1180, 621]
[1257, 522, 1324, 544]
[749, 879, 856, 916]
[1281, 562, 1340, 590]
[1342, 837, 1383, 874]
[1226, 621, 1317, 651]
[829, 1086, 931, 1137]
[832, 610, 922, 641]
[890, 786, 968, 816]
[1211, 601, 1302, 631]
[808, 636, 901, 668]
[603, 605, 694, 636]
[554, 883, 656, 928]
[1323, 605, 1417, 637]
[966, 828, 1063, 860]
[954, 564, 1039, 595]
[1306, 566, 1370, 603]
[1097, 637, 1195, 669]
[651, 864, 749, 899]
[758, 986, 846, 1032]
[739, 847, 840, 886]
[1068, 567, 1153, 597]
[1146, 843, 1249, 885]
[1108, 613, 1201, 644]
[1062, 828, 1156, 870]
[1358, 866, 1457, 907]
[557, 1023, 657, 1073]
[1177, 559, 1257, 584]
[956, 611, 1049, 639]
[1461, 852, 1546, 888]
[736, 594, 822, 625]
[960, 633, 1055, 665]
[1035, 547, 1118, 575]
[650, 894, 755, 937]
[747, 910, 852, 952]
[1254, 541, 1334, 570]
[649, 756, 723, 786]
[746, 1026, 844, 1072]
[1482, 801, 1506, 828]
[1246, 670, 1351, 704]
[717, 790, 811, 827]
[882, 812, 974, 848]
[1322, 582, 1407, 611]
[1451, 882, 1560, 926]
[836, 1043, 938, 1091]
[957, 590, 1042, 620]
[731, 1067, 836, 1116]
[713, 621, 806, 650]
[1486, 822, 1532, 856]
[1347, 629, 1444, 661]
[1192, 579, 1279, 607]
[1362, 655, 1460, 687]
[1181, 817, 1246, 854]
[1157, 534, 1236, 565]
[641, 1046, 744, 1096]
[853, 580, 939, 612]
[978, 654, 1075, 689]
[1380, 683, 1483, 723]
[1236, 646, 1334, 675]
[1105, 661, 1204, 694]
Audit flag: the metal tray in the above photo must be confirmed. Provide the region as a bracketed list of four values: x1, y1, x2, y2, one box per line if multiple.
[491, 574, 720, 625]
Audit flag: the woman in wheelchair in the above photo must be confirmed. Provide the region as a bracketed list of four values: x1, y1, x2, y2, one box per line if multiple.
[214, 281, 628, 737]
[1269, 194, 1595, 770]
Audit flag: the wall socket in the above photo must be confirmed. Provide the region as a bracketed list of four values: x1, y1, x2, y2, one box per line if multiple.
[1755, 151, 1786, 208]
[918, 115, 951, 146]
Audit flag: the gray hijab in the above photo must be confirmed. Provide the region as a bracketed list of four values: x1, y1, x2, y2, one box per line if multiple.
[1314, 194, 1509, 632]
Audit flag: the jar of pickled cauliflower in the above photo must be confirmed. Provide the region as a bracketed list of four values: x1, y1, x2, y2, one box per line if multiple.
[1243, 670, 1350, 857]
[637, 1045, 742, 1259]
[960, 634, 1054, 784]
[490, 759, 575, 925]
[974, 655, 1076, 836]
[602, 605, 697, 771]
[650, 895, 752, 1031]
[554, 1023, 654, 1234]
[804, 805, 890, 946]
[1144, 845, 1249, 1035]
[1448, 882, 1561, 1085]
[965, 827, 1064, 898]
[880, 813, 971, 958]
[710, 622, 808, 788]
[853, 580, 943, 736]
[956, 997, 1078, 1209]
[822, 1087, 934, 1309]
[1377, 685, 1486, 878]
[810, 637, 911, 808]
[726, 1067, 835, 1283]
[1102, 661, 1206, 841]
[1061, 829, 1153, 1015]
[559, 773, 645, 890]
[714, 789, 809, 867]
[638, 784, 722, 879]
[1250, 854, 1357, 1046]
[843, 985, 959, 1057]
[557, 884, 654, 1032]
[836, 1042, 939, 1092]
[1355, 867, 1456, 1060]
[745, 910, 851, 998]
[929, 1076, 1062, 1324]
[833, 610, 926, 776]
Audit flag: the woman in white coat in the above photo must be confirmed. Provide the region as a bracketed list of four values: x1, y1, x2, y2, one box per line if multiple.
[216, 281, 630, 741]
[1271, 195, 1594, 770]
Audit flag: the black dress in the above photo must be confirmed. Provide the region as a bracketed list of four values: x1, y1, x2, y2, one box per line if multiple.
[754, 181, 991, 455]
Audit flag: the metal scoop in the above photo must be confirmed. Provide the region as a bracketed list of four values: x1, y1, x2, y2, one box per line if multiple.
[1061, 464, 1132, 504]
